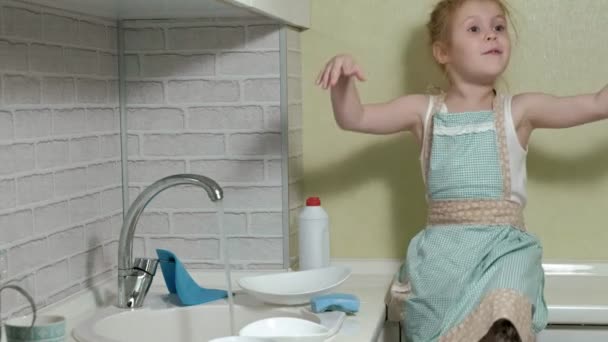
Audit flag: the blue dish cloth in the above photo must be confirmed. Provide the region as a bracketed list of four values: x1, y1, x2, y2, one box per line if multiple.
[310, 293, 360, 314]
[156, 249, 228, 306]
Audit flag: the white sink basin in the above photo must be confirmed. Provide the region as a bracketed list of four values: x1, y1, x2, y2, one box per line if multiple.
[73, 292, 322, 342]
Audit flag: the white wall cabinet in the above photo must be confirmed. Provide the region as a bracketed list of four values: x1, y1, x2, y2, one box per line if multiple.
[25, 0, 310, 28]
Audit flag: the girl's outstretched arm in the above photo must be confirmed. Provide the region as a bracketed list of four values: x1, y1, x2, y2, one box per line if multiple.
[515, 84, 608, 129]
[317, 54, 427, 135]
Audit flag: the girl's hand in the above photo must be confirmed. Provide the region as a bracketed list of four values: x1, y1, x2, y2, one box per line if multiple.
[316, 54, 367, 89]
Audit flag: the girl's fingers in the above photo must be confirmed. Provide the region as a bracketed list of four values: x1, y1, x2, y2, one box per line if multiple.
[340, 62, 366, 84]
[315, 68, 324, 85]
[318, 60, 334, 86]
[329, 60, 344, 87]
[317, 62, 328, 87]
[321, 64, 332, 89]
[342, 60, 354, 76]
[354, 65, 367, 81]
[316, 56, 364, 89]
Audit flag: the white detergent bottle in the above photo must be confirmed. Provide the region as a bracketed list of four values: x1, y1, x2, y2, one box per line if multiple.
[298, 196, 330, 270]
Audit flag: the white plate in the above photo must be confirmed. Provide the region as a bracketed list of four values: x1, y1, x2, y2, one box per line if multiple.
[237, 266, 351, 305]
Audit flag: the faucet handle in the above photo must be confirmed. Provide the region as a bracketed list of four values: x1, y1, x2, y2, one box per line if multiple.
[118, 258, 159, 308]
[133, 257, 159, 276]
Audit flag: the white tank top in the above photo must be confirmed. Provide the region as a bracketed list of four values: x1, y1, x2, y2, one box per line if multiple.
[419, 95, 528, 206]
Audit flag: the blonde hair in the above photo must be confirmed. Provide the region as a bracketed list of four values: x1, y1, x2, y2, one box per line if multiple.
[427, 0, 513, 45]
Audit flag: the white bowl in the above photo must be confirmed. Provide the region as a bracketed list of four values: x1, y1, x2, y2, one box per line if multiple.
[209, 337, 268, 342]
[237, 266, 351, 305]
[239, 317, 330, 342]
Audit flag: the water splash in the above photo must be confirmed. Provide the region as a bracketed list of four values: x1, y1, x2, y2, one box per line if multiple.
[216, 201, 236, 335]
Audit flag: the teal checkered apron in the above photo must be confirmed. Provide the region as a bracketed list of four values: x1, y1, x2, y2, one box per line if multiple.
[400, 94, 548, 342]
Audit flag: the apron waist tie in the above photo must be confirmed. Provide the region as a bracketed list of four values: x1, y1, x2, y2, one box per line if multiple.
[427, 199, 526, 231]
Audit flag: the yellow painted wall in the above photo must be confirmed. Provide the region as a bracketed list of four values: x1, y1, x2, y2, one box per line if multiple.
[301, 0, 608, 260]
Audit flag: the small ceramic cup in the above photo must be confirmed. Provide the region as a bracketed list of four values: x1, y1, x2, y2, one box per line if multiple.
[4, 315, 66, 342]
[1, 284, 64, 342]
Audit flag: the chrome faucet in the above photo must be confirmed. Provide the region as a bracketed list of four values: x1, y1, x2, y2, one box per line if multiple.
[117, 174, 223, 308]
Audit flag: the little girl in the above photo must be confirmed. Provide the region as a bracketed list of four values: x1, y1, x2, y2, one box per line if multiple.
[316, 0, 608, 341]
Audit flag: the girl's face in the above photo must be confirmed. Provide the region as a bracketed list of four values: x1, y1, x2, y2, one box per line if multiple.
[435, 0, 511, 85]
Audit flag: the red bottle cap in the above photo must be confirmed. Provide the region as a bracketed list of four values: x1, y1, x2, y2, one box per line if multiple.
[306, 197, 321, 206]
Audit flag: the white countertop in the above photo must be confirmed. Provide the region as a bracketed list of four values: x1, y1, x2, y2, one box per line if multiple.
[4, 260, 608, 342]
[327, 274, 394, 341]
[2, 263, 395, 342]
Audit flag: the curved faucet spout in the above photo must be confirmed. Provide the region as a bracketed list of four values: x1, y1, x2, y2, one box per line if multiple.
[117, 173, 223, 308]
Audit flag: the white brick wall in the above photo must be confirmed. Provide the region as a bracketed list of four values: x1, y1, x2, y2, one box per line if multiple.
[127, 107, 184, 130]
[4, 75, 41, 104]
[140, 54, 215, 77]
[0, 209, 33, 243]
[124, 28, 164, 50]
[137, 212, 170, 234]
[228, 133, 281, 156]
[0, 111, 14, 140]
[54, 167, 87, 197]
[0, 2, 304, 317]
[124, 19, 286, 269]
[188, 106, 264, 130]
[0, 1, 119, 318]
[167, 80, 240, 103]
[247, 25, 279, 49]
[190, 159, 265, 183]
[227, 237, 282, 261]
[47, 226, 84, 260]
[35, 260, 69, 300]
[127, 81, 164, 104]
[4, 7, 42, 39]
[0, 143, 34, 174]
[243, 79, 280, 102]
[172, 212, 247, 235]
[147, 237, 219, 260]
[250, 212, 282, 235]
[0, 41, 28, 71]
[69, 246, 105, 282]
[30, 44, 64, 73]
[65, 48, 99, 75]
[16, 173, 53, 205]
[14, 109, 51, 139]
[70, 137, 100, 163]
[42, 77, 76, 104]
[36, 140, 69, 169]
[219, 52, 279, 75]
[53, 108, 86, 135]
[142, 133, 225, 156]
[265, 106, 281, 132]
[85, 214, 119, 249]
[0, 273, 36, 314]
[166, 26, 244, 50]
